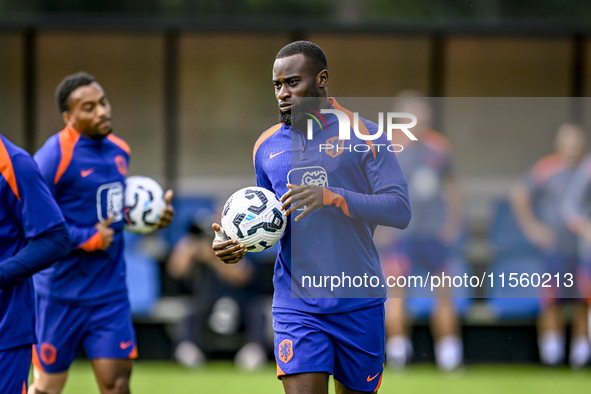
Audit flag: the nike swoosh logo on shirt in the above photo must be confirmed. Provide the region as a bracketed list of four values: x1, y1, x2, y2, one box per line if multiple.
[81, 168, 95, 177]
[270, 151, 286, 159]
[120, 341, 133, 350]
[367, 372, 380, 382]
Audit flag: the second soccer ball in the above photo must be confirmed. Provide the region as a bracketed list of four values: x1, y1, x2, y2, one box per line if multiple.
[124, 176, 165, 234]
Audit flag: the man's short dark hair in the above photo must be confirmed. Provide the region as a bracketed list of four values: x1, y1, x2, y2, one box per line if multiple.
[276, 41, 328, 75]
[56, 72, 96, 113]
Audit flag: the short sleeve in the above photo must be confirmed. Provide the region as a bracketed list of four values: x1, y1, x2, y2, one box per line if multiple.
[13, 153, 65, 239]
[254, 147, 274, 193]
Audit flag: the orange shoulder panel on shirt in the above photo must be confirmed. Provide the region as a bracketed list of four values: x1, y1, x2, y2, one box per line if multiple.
[54, 125, 80, 185]
[330, 98, 377, 159]
[323, 188, 351, 217]
[253, 123, 283, 166]
[107, 134, 131, 155]
[531, 153, 566, 186]
[0, 137, 19, 200]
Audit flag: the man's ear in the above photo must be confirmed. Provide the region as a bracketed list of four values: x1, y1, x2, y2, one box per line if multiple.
[318, 69, 328, 88]
[62, 111, 70, 125]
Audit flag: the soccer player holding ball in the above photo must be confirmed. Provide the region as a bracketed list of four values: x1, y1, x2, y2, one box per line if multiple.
[213, 41, 411, 393]
[0, 134, 70, 393]
[29, 72, 174, 394]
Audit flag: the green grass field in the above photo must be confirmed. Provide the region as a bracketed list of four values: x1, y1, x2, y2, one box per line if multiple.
[55, 361, 591, 394]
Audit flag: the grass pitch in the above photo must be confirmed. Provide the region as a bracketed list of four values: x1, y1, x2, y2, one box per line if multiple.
[60, 361, 591, 394]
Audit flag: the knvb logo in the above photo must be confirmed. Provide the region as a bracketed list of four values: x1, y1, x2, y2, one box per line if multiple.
[305, 110, 418, 154]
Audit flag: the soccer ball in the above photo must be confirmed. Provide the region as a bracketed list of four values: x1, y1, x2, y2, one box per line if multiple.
[221, 186, 287, 252]
[124, 176, 165, 234]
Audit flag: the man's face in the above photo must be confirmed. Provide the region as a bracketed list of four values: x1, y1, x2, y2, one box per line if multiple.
[272, 54, 321, 126]
[556, 124, 586, 163]
[63, 82, 112, 138]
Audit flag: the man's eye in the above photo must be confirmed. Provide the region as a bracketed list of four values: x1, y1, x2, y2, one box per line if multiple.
[289, 80, 298, 86]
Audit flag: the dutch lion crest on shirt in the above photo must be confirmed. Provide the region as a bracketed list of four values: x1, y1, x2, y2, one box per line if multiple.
[96, 182, 124, 222]
[288, 166, 329, 188]
[302, 169, 328, 187]
[286, 166, 329, 211]
[325, 136, 345, 158]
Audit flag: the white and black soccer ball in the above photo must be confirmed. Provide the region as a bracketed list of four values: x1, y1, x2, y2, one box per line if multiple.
[221, 187, 287, 252]
[124, 176, 165, 234]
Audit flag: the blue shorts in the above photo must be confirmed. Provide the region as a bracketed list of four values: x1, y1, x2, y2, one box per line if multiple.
[540, 251, 581, 301]
[0, 345, 31, 394]
[33, 296, 137, 373]
[391, 237, 450, 275]
[273, 304, 385, 393]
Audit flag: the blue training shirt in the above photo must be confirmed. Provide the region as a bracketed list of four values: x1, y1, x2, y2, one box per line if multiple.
[395, 129, 452, 238]
[33, 125, 130, 305]
[0, 134, 66, 351]
[253, 98, 411, 314]
[563, 153, 591, 236]
[522, 153, 579, 256]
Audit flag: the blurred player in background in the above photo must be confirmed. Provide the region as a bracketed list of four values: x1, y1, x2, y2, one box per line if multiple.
[29, 72, 174, 394]
[512, 123, 590, 368]
[213, 41, 411, 394]
[0, 133, 70, 393]
[383, 94, 464, 371]
[562, 126, 591, 354]
[167, 218, 271, 370]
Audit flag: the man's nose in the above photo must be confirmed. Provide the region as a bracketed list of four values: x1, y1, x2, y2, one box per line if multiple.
[277, 85, 290, 100]
[97, 104, 108, 118]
